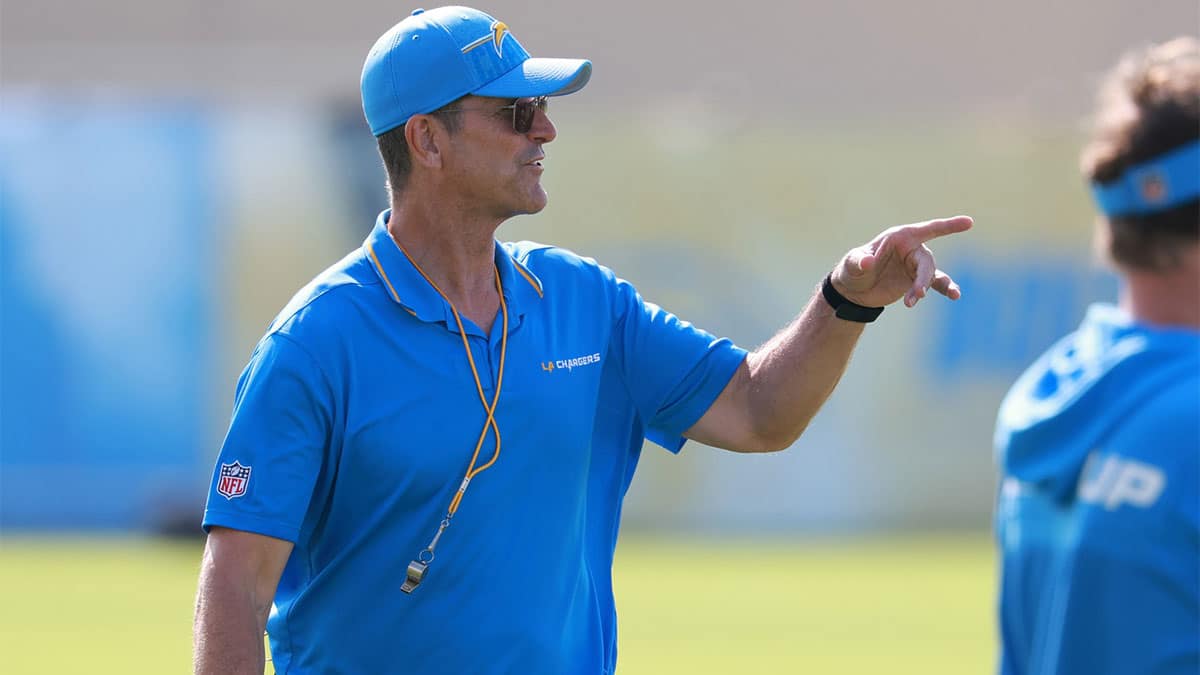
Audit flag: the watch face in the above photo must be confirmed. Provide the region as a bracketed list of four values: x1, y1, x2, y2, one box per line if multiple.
[836, 304, 884, 323]
[822, 274, 883, 322]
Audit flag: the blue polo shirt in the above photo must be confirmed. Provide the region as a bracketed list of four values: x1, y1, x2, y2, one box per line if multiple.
[202, 211, 747, 674]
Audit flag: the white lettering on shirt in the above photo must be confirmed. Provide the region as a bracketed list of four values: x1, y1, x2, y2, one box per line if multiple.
[1078, 451, 1166, 510]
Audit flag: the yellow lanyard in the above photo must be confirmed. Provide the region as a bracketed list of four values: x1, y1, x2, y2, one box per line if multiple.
[384, 242, 509, 593]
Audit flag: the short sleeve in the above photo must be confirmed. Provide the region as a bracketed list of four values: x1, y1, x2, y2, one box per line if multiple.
[202, 332, 334, 542]
[608, 273, 747, 452]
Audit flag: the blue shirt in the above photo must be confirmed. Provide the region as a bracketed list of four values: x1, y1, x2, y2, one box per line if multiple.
[203, 211, 747, 674]
[994, 303, 1200, 675]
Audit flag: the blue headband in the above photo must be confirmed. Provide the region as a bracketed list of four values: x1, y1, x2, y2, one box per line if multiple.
[1090, 140, 1200, 217]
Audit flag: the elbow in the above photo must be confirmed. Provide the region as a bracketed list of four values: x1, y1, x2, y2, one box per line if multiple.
[750, 439, 791, 454]
[758, 431, 803, 453]
[744, 418, 810, 453]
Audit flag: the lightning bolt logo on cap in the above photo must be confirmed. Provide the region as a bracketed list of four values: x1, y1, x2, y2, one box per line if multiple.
[461, 20, 510, 57]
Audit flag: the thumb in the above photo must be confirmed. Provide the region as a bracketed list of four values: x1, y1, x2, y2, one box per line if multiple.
[844, 248, 875, 278]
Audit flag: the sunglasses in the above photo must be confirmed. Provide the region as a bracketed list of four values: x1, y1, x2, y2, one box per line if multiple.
[436, 96, 549, 134]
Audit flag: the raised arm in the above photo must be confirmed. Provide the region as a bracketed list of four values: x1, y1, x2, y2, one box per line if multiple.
[685, 215, 973, 452]
[194, 526, 294, 675]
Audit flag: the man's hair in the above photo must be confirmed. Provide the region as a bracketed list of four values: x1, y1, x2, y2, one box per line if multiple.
[376, 100, 465, 199]
[1081, 37, 1200, 271]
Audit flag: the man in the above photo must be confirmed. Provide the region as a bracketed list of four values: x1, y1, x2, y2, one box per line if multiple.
[193, 6, 971, 673]
[994, 38, 1199, 675]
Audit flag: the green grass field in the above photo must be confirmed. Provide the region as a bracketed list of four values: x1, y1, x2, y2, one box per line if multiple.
[0, 533, 995, 674]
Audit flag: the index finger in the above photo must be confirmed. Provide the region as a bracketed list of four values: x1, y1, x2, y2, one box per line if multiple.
[908, 215, 973, 242]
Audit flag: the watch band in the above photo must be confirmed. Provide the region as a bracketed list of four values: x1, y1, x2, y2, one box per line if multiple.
[821, 273, 885, 323]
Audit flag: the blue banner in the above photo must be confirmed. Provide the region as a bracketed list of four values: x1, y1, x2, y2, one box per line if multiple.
[1, 96, 218, 529]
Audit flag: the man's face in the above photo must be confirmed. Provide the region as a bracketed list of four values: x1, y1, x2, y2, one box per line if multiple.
[440, 95, 557, 219]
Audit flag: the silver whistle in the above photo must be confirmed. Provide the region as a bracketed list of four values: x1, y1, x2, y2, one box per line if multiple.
[401, 518, 449, 594]
[401, 559, 427, 593]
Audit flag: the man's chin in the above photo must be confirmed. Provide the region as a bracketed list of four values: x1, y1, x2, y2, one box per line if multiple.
[495, 185, 550, 219]
[514, 191, 549, 216]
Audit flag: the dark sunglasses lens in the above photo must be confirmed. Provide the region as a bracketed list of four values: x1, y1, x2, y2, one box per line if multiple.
[513, 97, 547, 133]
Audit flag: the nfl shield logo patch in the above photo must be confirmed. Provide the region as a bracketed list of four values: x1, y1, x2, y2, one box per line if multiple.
[217, 461, 252, 500]
[1139, 172, 1167, 205]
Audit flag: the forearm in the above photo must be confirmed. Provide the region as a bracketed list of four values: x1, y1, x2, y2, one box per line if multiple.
[743, 284, 866, 449]
[687, 215, 970, 452]
[193, 561, 269, 674]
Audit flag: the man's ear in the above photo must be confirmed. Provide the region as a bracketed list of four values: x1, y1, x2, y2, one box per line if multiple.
[405, 115, 445, 169]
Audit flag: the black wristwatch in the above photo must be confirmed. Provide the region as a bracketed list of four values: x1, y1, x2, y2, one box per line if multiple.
[821, 273, 885, 323]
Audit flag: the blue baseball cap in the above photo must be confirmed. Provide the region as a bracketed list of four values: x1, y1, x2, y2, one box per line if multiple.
[361, 6, 592, 136]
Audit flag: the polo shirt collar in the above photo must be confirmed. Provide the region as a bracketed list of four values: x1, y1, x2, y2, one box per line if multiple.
[363, 210, 544, 326]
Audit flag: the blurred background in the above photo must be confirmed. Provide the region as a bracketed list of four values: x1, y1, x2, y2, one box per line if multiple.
[1, 1, 1196, 673]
